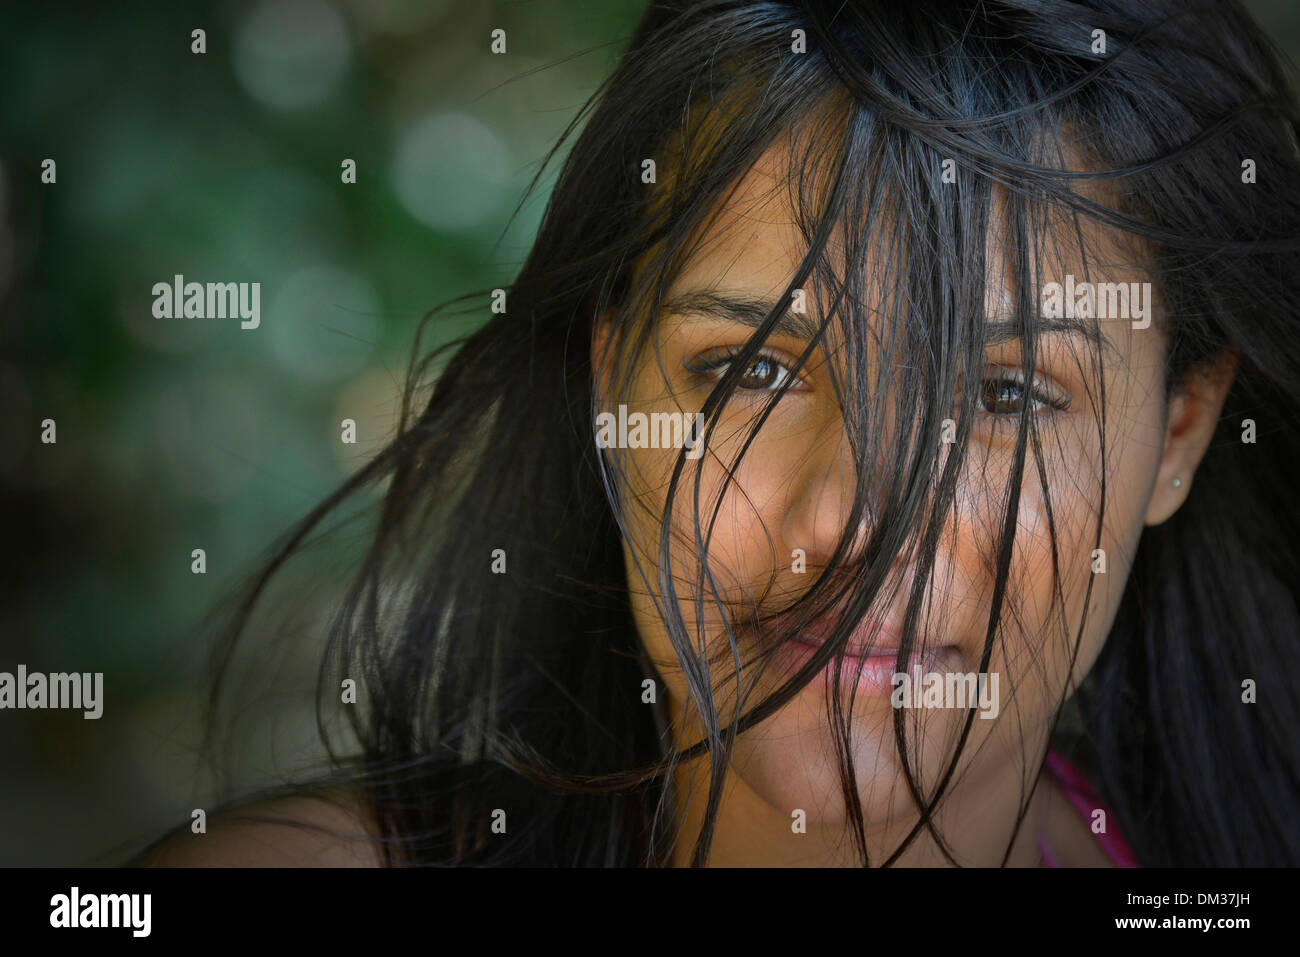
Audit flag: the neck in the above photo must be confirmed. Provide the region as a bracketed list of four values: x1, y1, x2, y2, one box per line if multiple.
[668, 732, 1053, 867]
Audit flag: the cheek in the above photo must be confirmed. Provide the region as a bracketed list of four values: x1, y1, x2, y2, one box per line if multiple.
[984, 405, 1166, 694]
[615, 403, 836, 710]
[1000, 471, 1109, 688]
[663, 408, 834, 595]
[610, 420, 784, 658]
[678, 454, 794, 586]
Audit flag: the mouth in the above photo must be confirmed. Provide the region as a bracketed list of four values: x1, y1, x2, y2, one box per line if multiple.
[757, 605, 963, 694]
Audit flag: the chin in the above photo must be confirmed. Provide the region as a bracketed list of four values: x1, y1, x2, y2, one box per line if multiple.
[733, 692, 928, 830]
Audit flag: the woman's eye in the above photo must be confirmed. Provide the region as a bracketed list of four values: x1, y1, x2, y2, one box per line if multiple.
[978, 373, 1070, 414]
[686, 349, 806, 392]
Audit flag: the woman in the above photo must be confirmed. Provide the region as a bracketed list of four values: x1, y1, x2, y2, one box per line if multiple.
[138, 0, 1300, 867]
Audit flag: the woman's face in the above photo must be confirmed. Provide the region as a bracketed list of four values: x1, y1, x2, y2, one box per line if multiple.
[597, 145, 1230, 865]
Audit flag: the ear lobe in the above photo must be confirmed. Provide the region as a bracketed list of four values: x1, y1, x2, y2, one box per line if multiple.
[1143, 351, 1238, 527]
[1143, 388, 1194, 526]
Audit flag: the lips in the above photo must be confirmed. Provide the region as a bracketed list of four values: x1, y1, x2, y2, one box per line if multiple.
[759, 602, 953, 661]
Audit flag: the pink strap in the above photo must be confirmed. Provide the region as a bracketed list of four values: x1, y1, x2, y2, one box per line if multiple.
[1038, 750, 1138, 867]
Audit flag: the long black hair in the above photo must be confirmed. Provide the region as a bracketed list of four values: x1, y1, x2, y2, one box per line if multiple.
[192, 0, 1300, 866]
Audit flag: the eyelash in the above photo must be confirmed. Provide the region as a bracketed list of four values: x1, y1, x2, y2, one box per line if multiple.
[684, 346, 807, 392]
[683, 349, 1070, 416]
[973, 370, 1072, 415]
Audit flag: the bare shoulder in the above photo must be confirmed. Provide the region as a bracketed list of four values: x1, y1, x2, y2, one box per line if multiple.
[135, 790, 384, 867]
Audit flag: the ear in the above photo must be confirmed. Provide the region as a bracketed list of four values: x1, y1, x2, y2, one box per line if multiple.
[591, 310, 620, 404]
[1144, 349, 1238, 526]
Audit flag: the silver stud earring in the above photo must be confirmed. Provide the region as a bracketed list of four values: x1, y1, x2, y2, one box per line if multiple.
[1171, 476, 1183, 488]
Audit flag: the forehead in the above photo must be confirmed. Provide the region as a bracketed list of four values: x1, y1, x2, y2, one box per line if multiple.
[667, 145, 809, 306]
[661, 138, 1163, 373]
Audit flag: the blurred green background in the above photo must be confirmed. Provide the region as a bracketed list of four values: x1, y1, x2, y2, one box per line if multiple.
[0, 0, 648, 865]
[0, 0, 1296, 865]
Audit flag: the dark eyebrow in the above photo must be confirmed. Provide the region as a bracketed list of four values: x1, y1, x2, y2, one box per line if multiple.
[660, 290, 826, 341]
[662, 290, 1123, 358]
[984, 316, 1123, 360]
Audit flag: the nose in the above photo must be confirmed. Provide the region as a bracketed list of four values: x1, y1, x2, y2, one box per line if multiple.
[781, 426, 877, 569]
[780, 422, 939, 647]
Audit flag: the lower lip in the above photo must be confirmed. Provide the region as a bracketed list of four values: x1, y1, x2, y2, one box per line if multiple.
[770, 640, 961, 695]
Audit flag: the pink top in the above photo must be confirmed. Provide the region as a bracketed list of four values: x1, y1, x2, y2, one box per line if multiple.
[1037, 750, 1138, 867]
